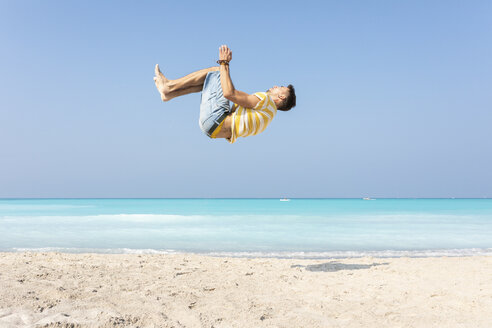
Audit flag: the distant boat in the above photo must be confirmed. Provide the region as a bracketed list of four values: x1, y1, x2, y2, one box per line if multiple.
[363, 197, 375, 200]
[280, 198, 291, 202]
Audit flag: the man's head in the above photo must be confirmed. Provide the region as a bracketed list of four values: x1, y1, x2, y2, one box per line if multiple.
[267, 85, 296, 111]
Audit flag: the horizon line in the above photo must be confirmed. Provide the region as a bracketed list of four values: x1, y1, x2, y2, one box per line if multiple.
[1, 197, 491, 200]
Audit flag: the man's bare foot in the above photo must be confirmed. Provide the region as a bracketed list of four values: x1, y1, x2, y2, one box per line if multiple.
[154, 64, 171, 102]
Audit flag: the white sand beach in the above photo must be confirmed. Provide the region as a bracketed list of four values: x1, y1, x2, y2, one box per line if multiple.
[0, 253, 491, 327]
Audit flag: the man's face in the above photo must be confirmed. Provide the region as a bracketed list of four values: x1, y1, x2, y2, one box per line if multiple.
[267, 86, 289, 100]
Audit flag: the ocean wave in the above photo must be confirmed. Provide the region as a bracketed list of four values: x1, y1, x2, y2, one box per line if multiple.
[204, 248, 492, 259]
[9, 247, 179, 254]
[0, 214, 215, 223]
[2, 212, 490, 223]
[5, 247, 492, 259]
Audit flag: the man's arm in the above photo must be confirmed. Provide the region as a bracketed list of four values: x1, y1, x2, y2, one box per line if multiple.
[218, 45, 260, 109]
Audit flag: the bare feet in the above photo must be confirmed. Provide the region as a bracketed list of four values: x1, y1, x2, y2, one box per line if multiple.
[154, 64, 170, 102]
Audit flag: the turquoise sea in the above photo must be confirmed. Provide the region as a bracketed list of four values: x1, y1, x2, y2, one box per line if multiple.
[1, 198, 491, 258]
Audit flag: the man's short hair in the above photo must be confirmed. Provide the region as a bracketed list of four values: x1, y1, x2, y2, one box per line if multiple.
[277, 84, 296, 111]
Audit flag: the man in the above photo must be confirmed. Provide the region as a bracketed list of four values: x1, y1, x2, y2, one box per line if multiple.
[154, 45, 296, 143]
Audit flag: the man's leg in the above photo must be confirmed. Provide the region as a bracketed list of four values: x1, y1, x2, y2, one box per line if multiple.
[154, 65, 219, 102]
[163, 85, 203, 100]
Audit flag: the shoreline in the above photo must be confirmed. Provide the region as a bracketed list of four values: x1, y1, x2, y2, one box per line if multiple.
[1, 253, 491, 327]
[2, 248, 492, 259]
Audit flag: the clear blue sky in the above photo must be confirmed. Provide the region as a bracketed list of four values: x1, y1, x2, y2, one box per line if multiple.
[1, 0, 491, 198]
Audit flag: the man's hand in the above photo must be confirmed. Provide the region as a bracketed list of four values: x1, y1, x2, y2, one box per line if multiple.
[218, 45, 259, 108]
[219, 45, 232, 62]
